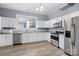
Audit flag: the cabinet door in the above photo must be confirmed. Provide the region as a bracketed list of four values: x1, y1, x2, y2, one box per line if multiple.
[40, 33, 50, 42]
[6, 34, 13, 46]
[36, 33, 42, 41]
[30, 34, 38, 42]
[9, 18, 15, 27]
[1, 17, 15, 27]
[0, 35, 6, 47]
[59, 34, 64, 49]
[1, 17, 8, 27]
[28, 34, 34, 42]
[22, 34, 29, 43]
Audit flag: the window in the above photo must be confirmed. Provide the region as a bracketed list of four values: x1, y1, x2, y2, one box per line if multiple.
[16, 14, 37, 29]
[28, 17, 37, 28]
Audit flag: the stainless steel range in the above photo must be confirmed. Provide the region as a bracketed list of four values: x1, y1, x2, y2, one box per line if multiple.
[51, 33, 59, 47]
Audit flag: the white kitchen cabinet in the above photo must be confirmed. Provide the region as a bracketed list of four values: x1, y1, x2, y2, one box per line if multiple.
[29, 34, 35, 42]
[16, 14, 27, 23]
[49, 20, 54, 27]
[37, 21, 52, 28]
[1, 17, 7, 27]
[9, 18, 16, 27]
[22, 33, 38, 43]
[22, 32, 51, 44]
[6, 34, 13, 46]
[59, 34, 64, 49]
[0, 35, 7, 47]
[22, 34, 30, 43]
[43, 33, 51, 42]
[50, 17, 65, 28]
[1, 17, 16, 27]
[0, 34, 13, 47]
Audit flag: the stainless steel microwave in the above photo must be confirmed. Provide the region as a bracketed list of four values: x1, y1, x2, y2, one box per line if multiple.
[53, 21, 62, 28]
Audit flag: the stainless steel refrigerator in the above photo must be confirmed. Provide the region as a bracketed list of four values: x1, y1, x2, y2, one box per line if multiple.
[64, 16, 79, 56]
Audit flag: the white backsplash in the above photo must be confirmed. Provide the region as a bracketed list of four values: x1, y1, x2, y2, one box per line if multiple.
[15, 28, 48, 33]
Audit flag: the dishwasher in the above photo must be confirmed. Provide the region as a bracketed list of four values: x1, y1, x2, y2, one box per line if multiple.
[13, 33, 22, 45]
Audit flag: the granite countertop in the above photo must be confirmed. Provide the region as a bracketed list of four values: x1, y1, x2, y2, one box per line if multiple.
[22, 31, 50, 34]
[0, 31, 50, 35]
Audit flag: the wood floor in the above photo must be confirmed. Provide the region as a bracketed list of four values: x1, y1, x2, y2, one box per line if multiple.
[0, 41, 67, 56]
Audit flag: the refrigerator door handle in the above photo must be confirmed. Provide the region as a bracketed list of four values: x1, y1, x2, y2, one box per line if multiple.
[74, 24, 76, 46]
[72, 24, 76, 47]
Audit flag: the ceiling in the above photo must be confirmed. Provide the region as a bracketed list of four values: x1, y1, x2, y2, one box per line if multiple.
[0, 3, 67, 15]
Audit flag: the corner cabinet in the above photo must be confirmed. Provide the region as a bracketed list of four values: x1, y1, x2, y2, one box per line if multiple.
[0, 34, 13, 47]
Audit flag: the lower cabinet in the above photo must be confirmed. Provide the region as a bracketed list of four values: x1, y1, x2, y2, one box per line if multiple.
[59, 34, 64, 49]
[0, 34, 13, 47]
[0, 35, 6, 47]
[22, 33, 50, 44]
[22, 34, 30, 43]
[6, 34, 13, 46]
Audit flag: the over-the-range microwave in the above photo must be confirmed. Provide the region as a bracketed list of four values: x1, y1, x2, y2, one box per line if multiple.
[53, 21, 62, 28]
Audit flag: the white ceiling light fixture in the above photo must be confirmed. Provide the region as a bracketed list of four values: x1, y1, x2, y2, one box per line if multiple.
[36, 3, 44, 12]
[36, 8, 39, 11]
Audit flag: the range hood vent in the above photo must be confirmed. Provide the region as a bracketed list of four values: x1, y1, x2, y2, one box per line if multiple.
[60, 3, 75, 11]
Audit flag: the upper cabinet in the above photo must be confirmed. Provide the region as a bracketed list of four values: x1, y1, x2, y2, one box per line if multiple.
[37, 17, 65, 29]
[50, 17, 64, 28]
[1, 17, 16, 28]
[37, 20, 52, 28]
[57, 17, 64, 28]
[16, 15, 27, 23]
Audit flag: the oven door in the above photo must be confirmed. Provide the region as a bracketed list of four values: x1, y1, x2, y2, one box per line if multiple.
[51, 34, 59, 47]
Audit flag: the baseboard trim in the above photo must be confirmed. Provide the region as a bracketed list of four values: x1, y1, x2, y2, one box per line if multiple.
[0, 45, 13, 49]
[13, 43, 22, 46]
